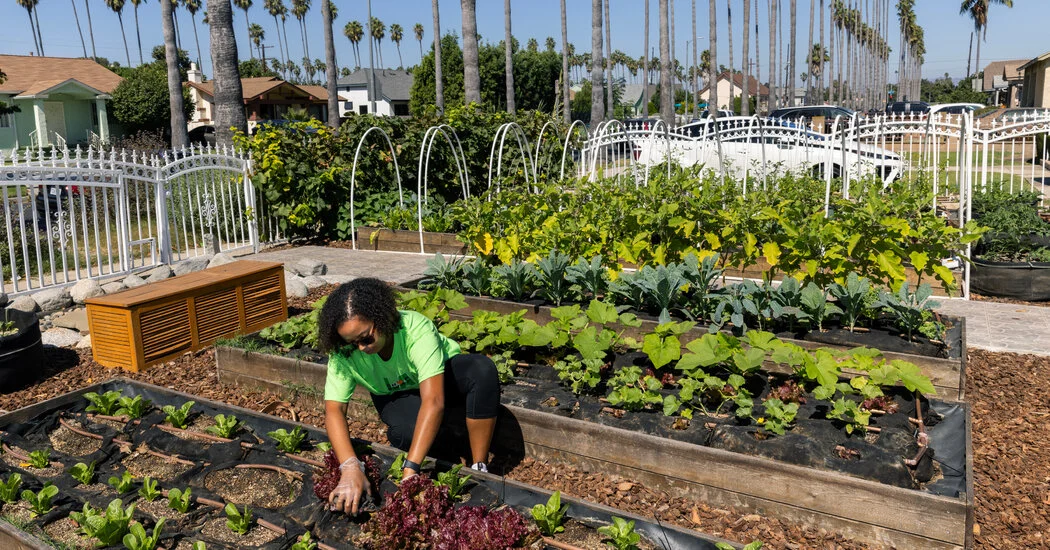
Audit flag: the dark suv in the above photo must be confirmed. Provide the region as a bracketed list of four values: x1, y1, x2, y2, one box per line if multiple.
[885, 101, 930, 116]
[768, 105, 854, 132]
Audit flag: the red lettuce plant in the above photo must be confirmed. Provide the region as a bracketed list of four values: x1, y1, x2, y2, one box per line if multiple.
[434, 506, 535, 550]
[313, 450, 382, 503]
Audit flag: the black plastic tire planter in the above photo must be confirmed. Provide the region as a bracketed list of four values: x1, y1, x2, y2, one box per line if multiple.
[0, 308, 45, 392]
[970, 257, 1050, 301]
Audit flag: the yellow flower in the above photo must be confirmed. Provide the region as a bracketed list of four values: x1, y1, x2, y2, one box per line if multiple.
[757, 417, 766, 424]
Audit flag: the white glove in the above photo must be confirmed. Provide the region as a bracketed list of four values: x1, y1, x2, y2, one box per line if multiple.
[328, 457, 371, 515]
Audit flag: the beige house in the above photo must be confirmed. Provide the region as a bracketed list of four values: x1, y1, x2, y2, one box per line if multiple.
[1019, 51, 1050, 109]
[698, 72, 770, 113]
[184, 64, 328, 132]
[982, 59, 1026, 107]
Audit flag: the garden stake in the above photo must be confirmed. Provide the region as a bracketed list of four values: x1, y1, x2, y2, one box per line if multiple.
[541, 537, 590, 550]
[233, 463, 304, 480]
[58, 417, 105, 440]
[112, 439, 198, 467]
[904, 392, 929, 468]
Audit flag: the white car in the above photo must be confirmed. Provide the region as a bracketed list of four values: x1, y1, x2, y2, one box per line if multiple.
[634, 117, 903, 183]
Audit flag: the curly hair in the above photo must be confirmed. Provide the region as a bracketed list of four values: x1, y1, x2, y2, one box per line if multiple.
[317, 278, 401, 355]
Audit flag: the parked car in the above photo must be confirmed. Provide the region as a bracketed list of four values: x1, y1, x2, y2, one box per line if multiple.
[187, 124, 216, 145]
[695, 109, 735, 119]
[884, 101, 931, 116]
[929, 103, 983, 115]
[622, 117, 661, 131]
[768, 105, 855, 133]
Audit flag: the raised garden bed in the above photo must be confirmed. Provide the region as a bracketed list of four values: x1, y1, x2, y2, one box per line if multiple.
[357, 228, 467, 255]
[970, 257, 1050, 301]
[215, 344, 974, 550]
[0, 309, 45, 393]
[0, 378, 740, 550]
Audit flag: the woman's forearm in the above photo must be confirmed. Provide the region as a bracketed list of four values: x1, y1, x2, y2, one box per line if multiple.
[406, 401, 444, 467]
[324, 400, 358, 465]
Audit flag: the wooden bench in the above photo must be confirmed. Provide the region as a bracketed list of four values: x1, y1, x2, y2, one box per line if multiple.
[86, 260, 287, 372]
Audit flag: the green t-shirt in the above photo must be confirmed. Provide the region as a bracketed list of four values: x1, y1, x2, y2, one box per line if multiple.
[324, 310, 461, 401]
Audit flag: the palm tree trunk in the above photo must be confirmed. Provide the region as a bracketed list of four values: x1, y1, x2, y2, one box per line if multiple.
[787, 0, 795, 107]
[806, 0, 813, 103]
[461, 0, 481, 105]
[117, 14, 132, 67]
[433, 0, 444, 113]
[191, 13, 204, 72]
[693, 0, 699, 118]
[321, 0, 338, 129]
[174, 8, 183, 53]
[274, 16, 288, 79]
[208, 0, 247, 144]
[134, 3, 143, 65]
[605, 0, 613, 119]
[504, 0, 515, 114]
[754, 0, 760, 111]
[819, 0, 824, 102]
[590, 0, 605, 125]
[85, 0, 98, 59]
[642, 0, 649, 117]
[768, 0, 777, 110]
[659, 0, 672, 125]
[25, 9, 40, 57]
[742, 0, 750, 115]
[778, 0, 784, 101]
[162, 0, 188, 148]
[33, 6, 45, 56]
[709, 0, 718, 116]
[71, 0, 89, 58]
[282, 18, 292, 78]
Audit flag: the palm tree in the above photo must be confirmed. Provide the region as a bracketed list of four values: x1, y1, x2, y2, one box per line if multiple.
[207, 0, 247, 145]
[106, 0, 132, 67]
[249, 22, 265, 60]
[545, 36, 556, 52]
[390, 23, 404, 68]
[561, 0, 569, 122]
[960, 0, 1013, 80]
[369, 17, 385, 68]
[265, 0, 289, 79]
[16, 0, 41, 56]
[321, 0, 336, 128]
[590, 0, 604, 125]
[787, 0, 796, 108]
[71, 0, 89, 58]
[161, 0, 188, 148]
[659, 0, 671, 124]
[604, 0, 613, 119]
[708, 0, 717, 117]
[504, 0, 515, 113]
[433, 0, 444, 113]
[742, 0, 750, 115]
[805, 0, 814, 103]
[726, 0, 733, 84]
[292, 0, 311, 73]
[85, 0, 98, 59]
[233, 0, 254, 58]
[819, 0, 825, 102]
[185, 0, 204, 72]
[768, 0, 777, 110]
[461, 0, 481, 105]
[344, 20, 363, 68]
[129, 0, 146, 65]
[414, 23, 425, 60]
[642, 0, 649, 117]
[807, 44, 830, 98]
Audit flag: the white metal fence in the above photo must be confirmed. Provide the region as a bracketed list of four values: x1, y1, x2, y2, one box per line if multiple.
[0, 145, 274, 296]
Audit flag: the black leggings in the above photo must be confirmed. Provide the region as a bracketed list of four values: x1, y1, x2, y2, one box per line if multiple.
[370, 353, 500, 452]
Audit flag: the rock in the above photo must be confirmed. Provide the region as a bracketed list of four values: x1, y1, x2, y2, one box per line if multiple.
[52, 308, 90, 332]
[0, 292, 7, 307]
[144, 265, 173, 283]
[293, 259, 327, 277]
[321, 274, 354, 286]
[173, 256, 211, 276]
[122, 274, 147, 289]
[70, 279, 104, 304]
[101, 282, 127, 294]
[285, 275, 309, 298]
[76, 334, 93, 349]
[301, 275, 328, 290]
[8, 295, 39, 314]
[207, 253, 237, 268]
[33, 287, 73, 313]
[41, 327, 83, 348]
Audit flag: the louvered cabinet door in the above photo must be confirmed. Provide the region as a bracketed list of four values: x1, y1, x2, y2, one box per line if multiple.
[138, 300, 193, 366]
[241, 270, 286, 332]
[193, 287, 242, 343]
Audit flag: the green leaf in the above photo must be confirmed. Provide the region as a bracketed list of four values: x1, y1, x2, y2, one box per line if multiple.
[762, 241, 781, 266]
[892, 360, 936, 395]
[662, 395, 681, 416]
[585, 300, 619, 325]
[642, 333, 681, 369]
[909, 250, 929, 272]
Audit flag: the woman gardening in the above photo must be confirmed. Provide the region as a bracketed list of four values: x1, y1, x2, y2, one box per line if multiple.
[318, 278, 500, 515]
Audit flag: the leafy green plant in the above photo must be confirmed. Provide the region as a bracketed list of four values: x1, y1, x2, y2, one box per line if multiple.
[115, 395, 152, 419]
[433, 464, 471, 500]
[138, 476, 161, 502]
[167, 487, 192, 513]
[531, 490, 569, 536]
[0, 473, 22, 503]
[205, 414, 242, 439]
[122, 519, 164, 550]
[21, 483, 58, 516]
[876, 282, 941, 342]
[315, 442, 333, 453]
[826, 398, 873, 435]
[27, 449, 50, 469]
[535, 250, 574, 305]
[760, 398, 800, 435]
[606, 367, 664, 412]
[493, 259, 536, 301]
[566, 255, 608, 299]
[290, 531, 318, 550]
[770, 276, 806, 331]
[386, 452, 408, 483]
[162, 401, 195, 429]
[597, 516, 641, 550]
[419, 252, 466, 291]
[71, 499, 135, 546]
[268, 426, 308, 453]
[224, 503, 253, 535]
[69, 462, 96, 485]
[460, 260, 492, 296]
[799, 282, 842, 331]
[716, 541, 764, 550]
[84, 391, 123, 415]
[191, 541, 207, 550]
[108, 471, 136, 494]
[828, 273, 871, 332]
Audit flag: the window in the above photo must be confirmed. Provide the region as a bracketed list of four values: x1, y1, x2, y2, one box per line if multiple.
[358, 105, 368, 115]
[0, 112, 11, 128]
[343, 101, 353, 112]
[393, 103, 409, 116]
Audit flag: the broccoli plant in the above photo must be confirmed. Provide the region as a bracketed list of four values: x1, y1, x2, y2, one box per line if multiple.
[71, 499, 135, 546]
[115, 395, 152, 419]
[597, 516, 641, 550]
[167, 487, 192, 513]
[268, 426, 308, 453]
[205, 414, 242, 439]
[0, 473, 22, 503]
[531, 490, 569, 536]
[69, 461, 96, 485]
[108, 471, 136, 494]
[224, 503, 253, 535]
[162, 401, 195, 429]
[122, 519, 164, 550]
[290, 531, 318, 550]
[21, 483, 58, 516]
[84, 391, 123, 415]
[26, 449, 50, 469]
[433, 464, 471, 500]
[138, 476, 161, 502]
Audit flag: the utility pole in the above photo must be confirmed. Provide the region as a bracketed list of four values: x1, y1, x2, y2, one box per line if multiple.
[260, 44, 273, 72]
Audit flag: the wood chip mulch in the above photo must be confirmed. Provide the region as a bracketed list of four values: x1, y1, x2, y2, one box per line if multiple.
[1, 342, 1045, 549]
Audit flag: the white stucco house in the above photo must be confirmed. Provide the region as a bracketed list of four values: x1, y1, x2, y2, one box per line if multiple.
[698, 72, 770, 112]
[336, 69, 413, 118]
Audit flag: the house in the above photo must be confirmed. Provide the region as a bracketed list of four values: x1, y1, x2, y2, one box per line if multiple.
[336, 69, 413, 117]
[1019, 51, 1050, 109]
[982, 59, 1027, 107]
[0, 54, 122, 150]
[184, 64, 329, 131]
[621, 83, 657, 117]
[698, 72, 770, 113]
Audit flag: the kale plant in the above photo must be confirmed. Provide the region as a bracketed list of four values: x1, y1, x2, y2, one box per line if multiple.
[419, 253, 466, 291]
[828, 273, 871, 332]
[493, 259, 535, 301]
[876, 282, 941, 342]
[565, 255, 608, 299]
[534, 250, 574, 305]
[459, 260, 492, 296]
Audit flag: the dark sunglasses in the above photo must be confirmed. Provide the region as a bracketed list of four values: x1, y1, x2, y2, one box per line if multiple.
[343, 323, 376, 348]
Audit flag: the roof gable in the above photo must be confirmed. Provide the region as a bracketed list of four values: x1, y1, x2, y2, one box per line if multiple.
[336, 69, 414, 101]
[0, 55, 122, 95]
[186, 77, 327, 101]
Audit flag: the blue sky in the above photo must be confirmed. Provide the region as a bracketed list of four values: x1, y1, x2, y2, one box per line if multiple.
[1, 0, 1043, 85]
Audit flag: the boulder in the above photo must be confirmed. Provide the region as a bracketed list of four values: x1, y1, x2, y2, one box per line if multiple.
[0, 292, 7, 307]
[52, 308, 90, 332]
[293, 259, 327, 277]
[41, 327, 83, 348]
[285, 275, 309, 298]
[70, 279, 104, 304]
[122, 274, 147, 289]
[34, 287, 73, 313]
[173, 256, 212, 276]
[76, 334, 93, 349]
[101, 282, 127, 294]
[321, 274, 355, 286]
[144, 265, 173, 283]
[301, 275, 328, 290]
[8, 295, 39, 314]
[207, 253, 237, 268]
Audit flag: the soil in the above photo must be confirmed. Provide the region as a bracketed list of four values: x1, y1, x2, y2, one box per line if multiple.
[48, 421, 103, 456]
[135, 496, 180, 522]
[0, 501, 34, 526]
[166, 414, 219, 446]
[1, 446, 63, 478]
[41, 516, 94, 550]
[121, 446, 194, 481]
[199, 516, 281, 546]
[203, 467, 303, 509]
[87, 416, 128, 432]
[971, 291, 1050, 306]
[549, 518, 658, 550]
